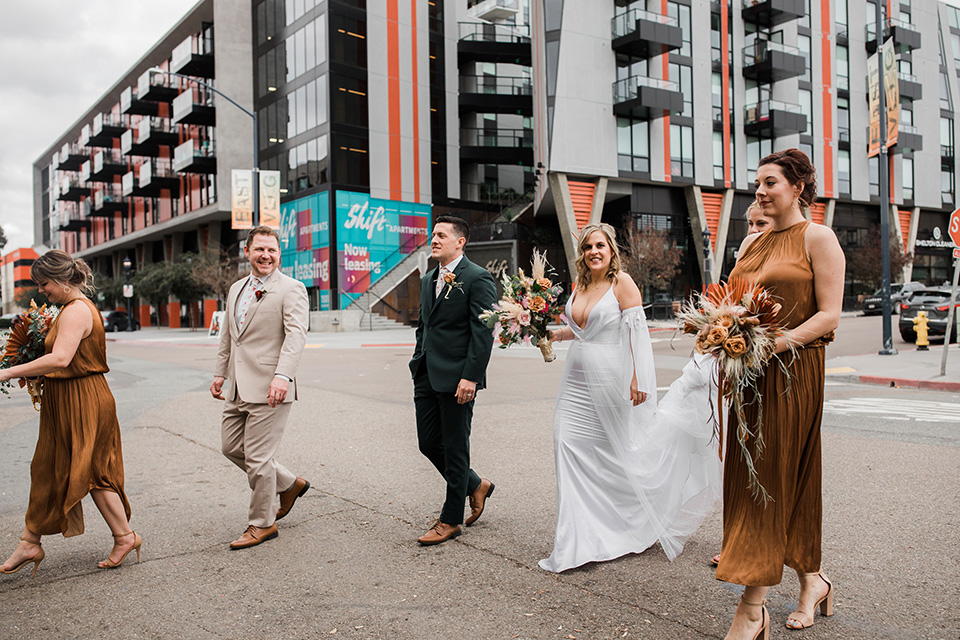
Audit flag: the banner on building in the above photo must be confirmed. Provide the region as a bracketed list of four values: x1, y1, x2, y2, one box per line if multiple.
[259, 170, 281, 229]
[335, 190, 431, 310]
[231, 170, 254, 229]
[278, 191, 332, 310]
[868, 39, 900, 158]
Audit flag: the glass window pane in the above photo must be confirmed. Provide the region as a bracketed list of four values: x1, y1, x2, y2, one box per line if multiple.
[305, 21, 316, 71]
[632, 120, 648, 156]
[316, 14, 327, 66]
[617, 118, 631, 155]
[286, 37, 296, 81]
[306, 78, 317, 130]
[317, 75, 328, 125]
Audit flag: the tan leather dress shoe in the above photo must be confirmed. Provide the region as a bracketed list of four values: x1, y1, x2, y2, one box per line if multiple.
[465, 478, 495, 526]
[277, 476, 310, 521]
[229, 524, 278, 550]
[417, 520, 461, 546]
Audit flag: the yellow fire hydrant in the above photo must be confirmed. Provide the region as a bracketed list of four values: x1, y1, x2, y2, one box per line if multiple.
[914, 311, 930, 351]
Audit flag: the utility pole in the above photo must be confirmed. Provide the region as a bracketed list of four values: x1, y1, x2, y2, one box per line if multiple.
[876, 1, 897, 355]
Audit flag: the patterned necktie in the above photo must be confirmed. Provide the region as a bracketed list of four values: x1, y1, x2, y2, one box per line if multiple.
[435, 266, 449, 299]
[236, 277, 260, 330]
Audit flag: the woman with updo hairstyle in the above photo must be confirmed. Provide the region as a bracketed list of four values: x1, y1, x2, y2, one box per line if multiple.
[0, 250, 141, 577]
[717, 149, 845, 639]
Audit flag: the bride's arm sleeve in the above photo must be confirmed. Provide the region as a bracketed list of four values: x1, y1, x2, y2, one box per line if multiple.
[620, 306, 657, 405]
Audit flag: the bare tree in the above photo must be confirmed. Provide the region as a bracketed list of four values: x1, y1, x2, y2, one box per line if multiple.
[621, 226, 684, 298]
[191, 248, 244, 309]
[846, 225, 914, 289]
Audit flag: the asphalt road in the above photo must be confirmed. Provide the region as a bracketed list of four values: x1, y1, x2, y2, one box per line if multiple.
[0, 315, 957, 640]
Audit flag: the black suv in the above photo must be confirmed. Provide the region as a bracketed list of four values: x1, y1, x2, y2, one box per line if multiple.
[861, 282, 925, 316]
[101, 310, 140, 332]
[898, 288, 959, 342]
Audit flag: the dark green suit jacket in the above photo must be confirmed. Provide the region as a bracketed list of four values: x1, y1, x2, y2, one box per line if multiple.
[409, 256, 497, 392]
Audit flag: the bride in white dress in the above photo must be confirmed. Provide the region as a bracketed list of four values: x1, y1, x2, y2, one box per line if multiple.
[539, 223, 721, 573]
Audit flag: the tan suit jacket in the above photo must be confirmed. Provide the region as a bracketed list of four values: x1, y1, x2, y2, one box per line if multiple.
[215, 269, 309, 403]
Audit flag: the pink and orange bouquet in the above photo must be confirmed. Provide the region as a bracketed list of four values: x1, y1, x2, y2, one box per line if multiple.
[479, 250, 563, 362]
[0, 300, 59, 410]
[676, 278, 793, 502]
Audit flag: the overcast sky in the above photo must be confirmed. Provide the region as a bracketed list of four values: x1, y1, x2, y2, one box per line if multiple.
[4, 1, 960, 254]
[0, 0, 198, 252]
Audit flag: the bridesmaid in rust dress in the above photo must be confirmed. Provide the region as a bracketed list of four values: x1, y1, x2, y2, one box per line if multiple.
[0, 250, 141, 577]
[717, 150, 844, 639]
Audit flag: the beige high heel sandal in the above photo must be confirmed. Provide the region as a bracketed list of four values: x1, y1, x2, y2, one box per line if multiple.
[737, 597, 770, 640]
[786, 572, 834, 630]
[98, 531, 143, 569]
[0, 537, 45, 578]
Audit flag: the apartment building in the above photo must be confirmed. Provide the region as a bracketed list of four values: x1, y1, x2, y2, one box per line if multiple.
[32, 0, 960, 328]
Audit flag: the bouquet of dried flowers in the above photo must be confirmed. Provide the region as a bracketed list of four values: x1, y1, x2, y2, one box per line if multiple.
[0, 300, 60, 410]
[676, 278, 794, 502]
[479, 250, 563, 362]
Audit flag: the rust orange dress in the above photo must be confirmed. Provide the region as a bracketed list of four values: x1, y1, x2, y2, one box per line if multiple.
[716, 220, 827, 586]
[25, 298, 130, 538]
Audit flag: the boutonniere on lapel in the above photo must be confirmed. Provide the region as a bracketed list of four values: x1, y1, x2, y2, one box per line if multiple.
[254, 287, 267, 301]
[442, 271, 464, 299]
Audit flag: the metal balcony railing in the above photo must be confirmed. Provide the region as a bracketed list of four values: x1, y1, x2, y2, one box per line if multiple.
[743, 40, 802, 66]
[611, 8, 677, 39]
[460, 75, 532, 95]
[866, 18, 919, 40]
[458, 22, 530, 43]
[744, 99, 802, 124]
[613, 75, 680, 103]
[460, 128, 533, 148]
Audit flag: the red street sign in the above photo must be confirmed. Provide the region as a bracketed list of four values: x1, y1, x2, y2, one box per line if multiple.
[954, 247, 960, 259]
[950, 206, 960, 246]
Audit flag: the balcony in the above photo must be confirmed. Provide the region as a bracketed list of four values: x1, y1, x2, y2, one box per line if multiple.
[87, 113, 126, 147]
[460, 128, 534, 165]
[171, 31, 215, 78]
[172, 88, 216, 126]
[137, 69, 179, 102]
[743, 99, 807, 137]
[121, 129, 159, 157]
[943, 145, 955, 163]
[91, 186, 127, 216]
[121, 171, 151, 197]
[58, 202, 89, 232]
[897, 71, 922, 101]
[467, 0, 519, 22]
[173, 139, 217, 173]
[57, 173, 89, 201]
[56, 143, 89, 171]
[611, 9, 682, 59]
[866, 19, 921, 54]
[741, 0, 805, 27]
[458, 23, 532, 66]
[459, 75, 532, 115]
[893, 123, 923, 151]
[138, 158, 180, 195]
[742, 41, 806, 83]
[138, 117, 180, 148]
[120, 86, 160, 116]
[89, 150, 127, 182]
[612, 76, 684, 119]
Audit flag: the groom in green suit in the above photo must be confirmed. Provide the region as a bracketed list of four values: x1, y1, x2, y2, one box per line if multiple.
[409, 215, 498, 545]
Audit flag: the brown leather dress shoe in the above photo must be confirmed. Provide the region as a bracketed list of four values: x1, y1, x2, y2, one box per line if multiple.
[229, 524, 278, 550]
[277, 476, 310, 521]
[417, 520, 461, 546]
[465, 478, 495, 526]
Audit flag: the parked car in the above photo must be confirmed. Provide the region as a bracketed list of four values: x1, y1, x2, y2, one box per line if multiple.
[0, 312, 19, 330]
[898, 288, 959, 342]
[101, 310, 140, 332]
[861, 282, 926, 316]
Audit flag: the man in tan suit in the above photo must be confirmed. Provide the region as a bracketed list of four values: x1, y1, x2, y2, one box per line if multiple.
[211, 226, 311, 550]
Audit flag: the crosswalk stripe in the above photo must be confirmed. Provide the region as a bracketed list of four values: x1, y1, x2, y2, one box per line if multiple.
[824, 398, 960, 422]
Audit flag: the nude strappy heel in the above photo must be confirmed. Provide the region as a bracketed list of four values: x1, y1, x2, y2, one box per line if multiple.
[738, 597, 770, 640]
[98, 531, 142, 569]
[1, 537, 44, 578]
[786, 572, 834, 630]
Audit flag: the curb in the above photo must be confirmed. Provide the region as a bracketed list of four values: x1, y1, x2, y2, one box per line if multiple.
[857, 375, 960, 392]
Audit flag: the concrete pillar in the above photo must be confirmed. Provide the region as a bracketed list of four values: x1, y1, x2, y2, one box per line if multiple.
[904, 206, 921, 283]
[589, 177, 608, 226]
[712, 188, 735, 282]
[823, 199, 836, 228]
[684, 185, 709, 284]
[548, 172, 580, 279]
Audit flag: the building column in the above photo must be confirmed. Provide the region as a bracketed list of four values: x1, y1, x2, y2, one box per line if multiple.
[548, 172, 580, 279]
[684, 185, 709, 285]
[588, 177, 608, 226]
[711, 188, 735, 282]
[823, 199, 836, 228]
[904, 206, 921, 283]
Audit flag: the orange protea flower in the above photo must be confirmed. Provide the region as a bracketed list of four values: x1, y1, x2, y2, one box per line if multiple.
[528, 296, 546, 313]
[442, 271, 457, 285]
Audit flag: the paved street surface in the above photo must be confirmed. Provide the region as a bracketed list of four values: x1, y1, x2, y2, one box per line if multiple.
[1, 314, 957, 639]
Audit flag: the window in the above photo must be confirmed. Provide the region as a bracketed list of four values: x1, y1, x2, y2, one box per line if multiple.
[668, 2, 691, 57]
[940, 71, 953, 111]
[838, 149, 851, 193]
[746, 137, 771, 182]
[799, 89, 813, 133]
[869, 156, 879, 197]
[836, 46, 849, 91]
[942, 166, 955, 204]
[670, 63, 693, 117]
[798, 35, 811, 83]
[902, 157, 914, 200]
[670, 124, 694, 179]
[941, 117, 954, 155]
[617, 117, 649, 173]
[837, 96, 849, 141]
[952, 34, 960, 67]
[713, 131, 724, 181]
[836, 0, 848, 28]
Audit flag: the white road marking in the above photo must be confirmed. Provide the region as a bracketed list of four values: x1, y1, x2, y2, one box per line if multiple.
[824, 398, 960, 423]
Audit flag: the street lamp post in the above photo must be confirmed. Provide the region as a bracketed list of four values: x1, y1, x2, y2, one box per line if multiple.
[149, 67, 260, 226]
[702, 227, 712, 287]
[874, 3, 897, 355]
[123, 258, 134, 332]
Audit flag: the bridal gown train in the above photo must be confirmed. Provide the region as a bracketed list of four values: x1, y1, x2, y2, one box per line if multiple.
[539, 285, 721, 573]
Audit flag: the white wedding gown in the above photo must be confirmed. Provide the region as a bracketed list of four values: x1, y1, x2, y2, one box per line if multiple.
[539, 284, 722, 573]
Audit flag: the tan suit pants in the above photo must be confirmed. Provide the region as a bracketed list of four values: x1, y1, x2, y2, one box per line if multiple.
[221, 398, 297, 527]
